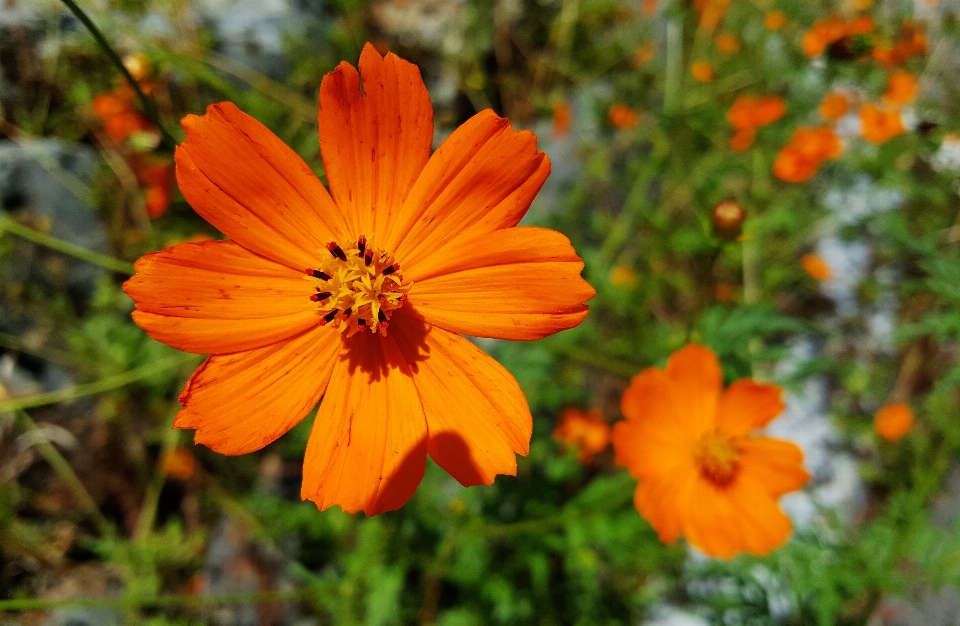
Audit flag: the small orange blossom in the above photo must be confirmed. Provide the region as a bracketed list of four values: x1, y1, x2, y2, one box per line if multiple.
[612, 344, 810, 558]
[874, 403, 914, 441]
[860, 103, 905, 144]
[553, 408, 611, 464]
[801, 253, 832, 281]
[609, 103, 640, 129]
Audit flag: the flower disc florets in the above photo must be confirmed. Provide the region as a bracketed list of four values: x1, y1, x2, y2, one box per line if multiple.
[305, 236, 410, 337]
[693, 430, 742, 487]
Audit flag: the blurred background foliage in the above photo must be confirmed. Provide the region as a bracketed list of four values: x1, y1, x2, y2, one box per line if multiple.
[3, 0, 960, 624]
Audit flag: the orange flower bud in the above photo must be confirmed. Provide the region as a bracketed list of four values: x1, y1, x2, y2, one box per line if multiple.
[553, 408, 611, 464]
[715, 32, 740, 53]
[552, 101, 572, 139]
[160, 447, 197, 480]
[711, 200, 746, 238]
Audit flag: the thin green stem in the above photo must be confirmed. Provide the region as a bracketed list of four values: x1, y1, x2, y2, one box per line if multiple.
[0, 215, 134, 275]
[664, 19, 684, 115]
[0, 590, 310, 612]
[14, 409, 112, 535]
[134, 407, 182, 543]
[0, 354, 196, 413]
[57, 0, 176, 148]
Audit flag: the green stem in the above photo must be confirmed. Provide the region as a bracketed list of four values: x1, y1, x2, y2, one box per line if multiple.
[0, 215, 135, 275]
[0, 354, 196, 413]
[664, 19, 684, 116]
[0, 590, 310, 612]
[57, 0, 176, 148]
[134, 408, 182, 543]
[14, 409, 112, 535]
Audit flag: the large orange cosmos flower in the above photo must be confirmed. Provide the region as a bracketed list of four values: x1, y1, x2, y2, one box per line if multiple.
[123, 44, 595, 515]
[612, 344, 810, 558]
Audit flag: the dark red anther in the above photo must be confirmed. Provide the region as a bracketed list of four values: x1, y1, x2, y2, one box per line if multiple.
[311, 269, 331, 280]
[377, 309, 387, 323]
[357, 236, 366, 256]
[358, 318, 367, 327]
[382, 263, 399, 276]
[311, 291, 332, 302]
[342, 307, 352, 319]
[363, 249, 374, 266]
[326, 241, 347, 261]
[321, 309, 339, 324]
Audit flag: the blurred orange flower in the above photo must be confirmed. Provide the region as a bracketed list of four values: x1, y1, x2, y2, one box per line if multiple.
[819, 92, 852, 121]
[727, 95, 786, 131]
[873, 22, 927, 66]
[773, 127, 842, 183]
[609, 103, 640, 129]
[801, 253, 832, 280]
[882, 71, 918, 108]
[730, 128, 756, 152]
[612, 344, 810, 558]
[123, 43, 594, 515]
[802, 15, 872, 58]
[552, 101, 572, 139]
[691, 61, 715, 82]
[764, 11, 787, 31]
[133, 158, 174, 219]
[874, 403, 914, 441]
[860, 103, 905, 144]
[715, 33, 740, 53]
[160, 447, 197, 480]
[694, 0, 733, 31]
[553, 408, 611, 464]
[610, 265, 638, 287]
[92, 88, 154, 144]
[636, 41, 656, 65]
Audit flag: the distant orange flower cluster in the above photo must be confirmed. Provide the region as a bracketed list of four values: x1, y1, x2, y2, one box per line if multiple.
[802, 14, 874, 58]
[872, 21, 927, 66]
[553, 408, 611, 464]
[613, 344, 810, 558]
[90, 54, 173, 218]
[727, 95, 786, 151]
[693, 0, 732, 31]
[773, 126, 842, 182]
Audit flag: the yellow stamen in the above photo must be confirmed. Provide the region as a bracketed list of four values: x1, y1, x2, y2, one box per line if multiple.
[693, 430, 742, 486]
[305, 237, 410, 337]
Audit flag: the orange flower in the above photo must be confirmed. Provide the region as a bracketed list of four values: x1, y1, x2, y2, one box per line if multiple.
[860, 103, 905, 144]
[801, 253, 832, 280]
[715, 33, 740, 53]
[609, 103, 640, 129]
[874, 403, 914, 441]
[801, 15, 867, 57]
[883, 71, 918, 108]
[819, 92, 851, 121]
[727, 95, 786, 131]
[122, 44, 595, 516]
[642, 0, 657, 16]
[612, 344, 809, 558]
[764, 11, 787, 31]
[793, 126, 843, 161]
[92, 88, 154, 144]
[552, 101, 572, 139]
[553, 408, 611, 464]
[773, 146, 819, 183]
[691, 61, 715, 82]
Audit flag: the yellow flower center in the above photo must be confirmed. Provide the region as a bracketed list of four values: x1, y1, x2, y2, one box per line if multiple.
[693, 430, 742, 487]
[304, 236, 410, 337]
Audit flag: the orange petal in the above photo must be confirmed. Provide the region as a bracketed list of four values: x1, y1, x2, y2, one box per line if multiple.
[176, 102, 350, 270]
[390, 314, 532, 486]
[633, 469, 697, 545]
[388, 110, 551, 269]
[664, 344, 722, 434]
[301, 331, 428, 515]
[739, 436, 810, 497]
[318, 43, 433, 243]
[174, 324, 341, 455]
[402, 227, 594, 340]
[682, 477, 752, 558]
[726, 475, 794, 556]
[123, 240, 321, 354]
[715, 379, 785, 436]
[612, 418, 695, 480]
